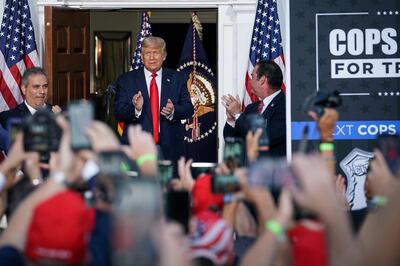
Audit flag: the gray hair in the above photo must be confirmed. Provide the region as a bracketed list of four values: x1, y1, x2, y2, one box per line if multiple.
[141, 36, 167, 56]
[21, 67, 48, 87]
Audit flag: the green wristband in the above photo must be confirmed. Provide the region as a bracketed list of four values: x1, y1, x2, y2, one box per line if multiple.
[371, 195, 388, 207]
[136, 153, 157, 167]
[265, 219, 286, 241]
[319, 142, 334, 152]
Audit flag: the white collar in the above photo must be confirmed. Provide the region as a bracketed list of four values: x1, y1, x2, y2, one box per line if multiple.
[143, 67, 162, 78]
[261, 89, 281, 110]
[24, 100, 45, 115]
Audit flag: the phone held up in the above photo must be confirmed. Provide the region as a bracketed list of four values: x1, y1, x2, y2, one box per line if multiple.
[68, 100, 94, 150]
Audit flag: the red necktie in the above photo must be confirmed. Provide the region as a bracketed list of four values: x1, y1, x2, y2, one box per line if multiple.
[257, 101, 264, 113]
[150, 73, 159, 143]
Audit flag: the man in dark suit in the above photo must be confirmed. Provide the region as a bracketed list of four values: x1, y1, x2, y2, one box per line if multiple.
[114, 36, 194, 161]
[222, 60, 286, 157]
[0, 67, 61, 132]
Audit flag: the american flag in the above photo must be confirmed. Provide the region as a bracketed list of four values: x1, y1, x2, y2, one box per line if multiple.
[189, 211, 233, 265]
[131, 11, 152, 69]
[0, 0, 40, 112]
[118, 11, 152, 136]
[243, 0, 286, 107]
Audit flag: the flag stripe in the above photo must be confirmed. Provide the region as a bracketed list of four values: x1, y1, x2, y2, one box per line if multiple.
[0, 72, 17, 110]
[0, 0, 40, 112]
[27, 50, 40, 66]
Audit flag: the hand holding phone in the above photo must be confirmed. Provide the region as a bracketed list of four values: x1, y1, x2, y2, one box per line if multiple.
[224, 137, 245, 170]
[247, 113, 269, 151]
[158, 160, 173, 187]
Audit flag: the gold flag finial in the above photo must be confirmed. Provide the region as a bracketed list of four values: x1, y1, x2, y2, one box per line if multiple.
[191, 12, 203, 40]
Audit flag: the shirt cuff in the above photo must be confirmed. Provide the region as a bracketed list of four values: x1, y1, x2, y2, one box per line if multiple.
[227, 119, 235, 128]
[135, 108, 142, 118]
[166, 108, 174, 120]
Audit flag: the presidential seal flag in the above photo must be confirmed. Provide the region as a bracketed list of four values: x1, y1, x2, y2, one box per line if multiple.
[177, 13, 217, 162]
[0, 0, 40, 112]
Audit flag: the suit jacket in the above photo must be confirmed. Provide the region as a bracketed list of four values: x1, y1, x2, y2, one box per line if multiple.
[223, 90, 286, 157]
[114, 67, 194, 161]
[0, 124, 8, 151]
[0, 102, 53, 152]
[0, 102, 53, 129]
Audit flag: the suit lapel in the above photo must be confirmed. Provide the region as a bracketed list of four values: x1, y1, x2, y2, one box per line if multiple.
[160, 68, 172, 110]
[139, 69, 150, 103]
[262, 90, 283, 119]
[19, 102, 32, 116]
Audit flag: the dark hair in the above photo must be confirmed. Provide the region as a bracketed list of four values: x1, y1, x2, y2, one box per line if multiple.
[255, 61, 283, 90]
[21, 67, 48, 87]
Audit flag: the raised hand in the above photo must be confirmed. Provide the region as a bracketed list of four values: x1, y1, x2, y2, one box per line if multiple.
[132, 90, 144, 111]
[161, 99, 174, 117]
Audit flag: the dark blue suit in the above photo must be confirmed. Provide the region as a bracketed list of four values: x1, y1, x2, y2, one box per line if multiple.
[223, 90, 286, 157]
[0, 102, 53, 151]
[114, 68, 194, 161]
[0, 102, 31, 130]
[0, 124, 8, 151]
[0, 102, 54, 129]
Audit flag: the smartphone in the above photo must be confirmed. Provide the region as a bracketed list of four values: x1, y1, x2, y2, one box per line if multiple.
[68, 100, 93, 150]
[212, 174, 241, 194]
[22, 109, 61, 152]
[97, 151, 137, 178]
[191, 162, 216, 179]
[247, 113, 269, 147]
[7, 117, 23, 145]
[247, 113, 269, 150]
[376, 134, 400, 176]
[158, 160, 174, 187]
[248, 158, 313, 220]
[248, 159, 296, 202]
[224, 137, 245, 169]
[165, 191, 190, 234]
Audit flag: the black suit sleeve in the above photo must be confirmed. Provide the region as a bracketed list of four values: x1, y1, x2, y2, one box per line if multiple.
[114, 76, 138, 123]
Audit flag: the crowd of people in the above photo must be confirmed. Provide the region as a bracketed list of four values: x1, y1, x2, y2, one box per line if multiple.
[0, 36, 399, 266]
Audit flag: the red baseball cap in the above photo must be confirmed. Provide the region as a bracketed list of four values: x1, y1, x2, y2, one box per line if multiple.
[25, 190, 95, 265]
[191, 173, 224, 215]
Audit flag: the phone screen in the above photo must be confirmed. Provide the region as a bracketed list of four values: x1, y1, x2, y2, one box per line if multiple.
[247, 113, 269, 149]
[224, 137, 245, 169]
[69, 100, 93, 150]
[7, 118, 23, 144]
[97, 151, 137, 178]
[158, 160, 173, 187]
[377, 134, 400, 175]
[212, 174, 240, 194]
